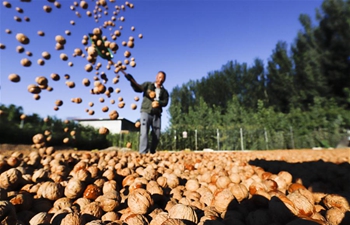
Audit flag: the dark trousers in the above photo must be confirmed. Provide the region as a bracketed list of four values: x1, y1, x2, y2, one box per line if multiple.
[139, 112, 161, 154]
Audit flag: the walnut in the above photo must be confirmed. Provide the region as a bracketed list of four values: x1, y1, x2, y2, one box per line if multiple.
[83, 184, 102, 200]
[0, 168, 23, 190]
[102, 180, 120, 194]
[65, 178, 85, 199]
[101, 211, 119, 222]
[323, 194, 350, 212]
[123, 213, 149, 225]
[161, 218, 187, 225]
[122, 174, 138, 187]
[166, 174, 179, 189]
[53, 197, 72, 210]
[287, 192, 315, 217]
[150, 212, 169, 225]
[87, 165, 101, 179]
[146, 180, 164, 202]
[73, 197, 90, 210]
[60, 212, 82, 225]
[216, 176, 231, 189]
[29, 212, 51, 225]
[199, 188, 213, 207]
[228, 183, 249, 202]
[95, 195, 120, 212]
[168, 203, 198, 224]
[102, 168, 116, 180]
[127, 188, 154, 214]
[32, 168, 49, 183]
[37, 181, 64, 201]
[185, 179, 200, 192]
[81, 202, 103, 221]
[143, 167, 158, 181]
[85, 220, 104, 225]
[156, 176, 167, 188]
[325, 207, 350, 225]
[211, 188, 234, 213]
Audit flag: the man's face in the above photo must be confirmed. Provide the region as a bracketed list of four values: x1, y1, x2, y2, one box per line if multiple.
[155, 72, 165, 87]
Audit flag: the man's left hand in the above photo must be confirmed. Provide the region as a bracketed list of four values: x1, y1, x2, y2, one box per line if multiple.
[152, 101, 160, 108]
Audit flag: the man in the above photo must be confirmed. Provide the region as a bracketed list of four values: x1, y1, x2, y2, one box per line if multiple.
[121, 70, 169, 154]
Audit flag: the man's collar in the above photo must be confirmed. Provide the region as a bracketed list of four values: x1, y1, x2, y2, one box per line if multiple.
[154, 82, 163, 88]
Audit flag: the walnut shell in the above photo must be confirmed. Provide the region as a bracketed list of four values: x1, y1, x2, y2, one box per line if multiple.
[166, 174, 179, 189]
[101, 211, 119, 222]
[29, 212, 51, 225]
[185, 179, 200, 192]
[0, 168, 22, 190]
[228, 183, 249, 202]
[123, 213, 149, 225]
[53, 197, 72, 211]
[168, 203, 198, 224]
[323, 194, 350, 212]
[37, 181, 64, 201]
[325, 207, 349, 225]
[95, 195, 120, 212]
[81, 202, 103, 220]
[83, 184, 102, 200]
[60, 212, 82, 225]
[287, 192, 315, 217]
[101, 180, 118, 194]
[65, 178, 85, 199]
[127, 188, 154, 214]
[211, 188, 234, 213]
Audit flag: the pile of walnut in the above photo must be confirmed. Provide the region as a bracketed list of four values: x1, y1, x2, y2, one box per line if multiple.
[0, 149, 349, 225]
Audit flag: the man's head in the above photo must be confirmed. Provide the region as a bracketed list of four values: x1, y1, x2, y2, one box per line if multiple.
[155, 71, 166, 87]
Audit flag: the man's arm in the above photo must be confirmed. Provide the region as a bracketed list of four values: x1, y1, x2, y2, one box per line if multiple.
[120, 70, 143, 93]
[158, 89, 169, 107]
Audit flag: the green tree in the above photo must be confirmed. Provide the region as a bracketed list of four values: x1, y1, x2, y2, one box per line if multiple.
[292, 14, 328, 109]
[266, 41, 295, 112]
[314, 0, 350, 107]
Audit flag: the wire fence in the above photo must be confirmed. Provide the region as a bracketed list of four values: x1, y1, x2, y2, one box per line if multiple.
[115, 127, 348, 151]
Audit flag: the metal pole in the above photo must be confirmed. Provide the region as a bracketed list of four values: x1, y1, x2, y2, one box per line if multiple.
[290, 126, 295, 149]
[217, 129, 220, 150]
[240, 127, 244, 151]
[264, 127, 269, 150]
[195, 129, 198, 150]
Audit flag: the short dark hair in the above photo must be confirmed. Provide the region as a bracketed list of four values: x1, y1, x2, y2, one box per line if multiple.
[158, 71, 166, 79]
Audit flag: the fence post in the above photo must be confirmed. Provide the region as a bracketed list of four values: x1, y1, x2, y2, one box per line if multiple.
[217, 129, 220, 150]
[195, 129, 198, 151]
[264, 127, 269, 150]
[290, 126, 295, 149]
[240, 127, 244, 151]
[174, 130, 177, 150]
[119, 132, 122, 148]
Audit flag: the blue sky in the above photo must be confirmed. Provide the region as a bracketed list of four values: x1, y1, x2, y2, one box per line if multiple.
[0, 0, 323, 130]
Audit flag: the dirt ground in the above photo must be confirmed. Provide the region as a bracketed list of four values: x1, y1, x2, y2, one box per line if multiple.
[0, 143, 349, 164]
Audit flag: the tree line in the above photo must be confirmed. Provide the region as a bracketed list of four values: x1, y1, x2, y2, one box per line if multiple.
[164, 0, 350, 149]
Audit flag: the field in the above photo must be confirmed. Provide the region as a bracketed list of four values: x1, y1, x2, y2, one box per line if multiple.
[0, 144, 349, 224]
